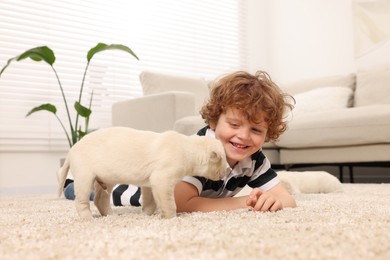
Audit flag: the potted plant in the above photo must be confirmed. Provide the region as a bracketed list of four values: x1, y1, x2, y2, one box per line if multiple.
[0, 43, 139, 147]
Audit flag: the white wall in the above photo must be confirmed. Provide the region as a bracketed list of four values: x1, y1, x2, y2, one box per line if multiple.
[245, 0, 269, 73]
[0, 151, 66, 195]
[247, 0, 356, 84]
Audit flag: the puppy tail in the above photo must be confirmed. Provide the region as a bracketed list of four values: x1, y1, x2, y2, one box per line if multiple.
[57, 157, 70, 198]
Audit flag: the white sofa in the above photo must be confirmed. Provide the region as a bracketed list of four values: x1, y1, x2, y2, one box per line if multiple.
[112, 69, 390, 180]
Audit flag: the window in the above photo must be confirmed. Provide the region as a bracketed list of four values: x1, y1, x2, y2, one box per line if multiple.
[0, 0, 248, 151]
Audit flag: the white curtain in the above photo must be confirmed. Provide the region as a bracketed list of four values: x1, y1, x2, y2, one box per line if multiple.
[0, 0, 248, 151]
[353, 0, 390, 56]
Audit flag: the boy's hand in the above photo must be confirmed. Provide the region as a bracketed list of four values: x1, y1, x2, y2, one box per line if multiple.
[246, 188, 282, 212]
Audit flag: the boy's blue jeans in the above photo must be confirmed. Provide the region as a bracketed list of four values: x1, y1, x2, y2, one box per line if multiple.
[64, 182, 95, 201]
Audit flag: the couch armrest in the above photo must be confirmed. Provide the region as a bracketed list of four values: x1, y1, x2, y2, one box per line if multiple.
[112, 91, 196, 133]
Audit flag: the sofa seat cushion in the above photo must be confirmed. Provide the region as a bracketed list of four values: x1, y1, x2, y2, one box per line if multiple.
[173, 115, 206, 136]
[280, 144, 390, 164]
[277, 105, 390, 148]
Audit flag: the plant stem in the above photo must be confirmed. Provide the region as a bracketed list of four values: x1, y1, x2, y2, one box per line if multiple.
[74, 62, 90, 138]
[55, 114, 72, 147]
[85, 89, 94, 135]
[51, 66, 75, 147]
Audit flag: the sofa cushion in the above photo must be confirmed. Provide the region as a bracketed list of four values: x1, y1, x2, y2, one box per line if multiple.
[173, 115, 205, 136]
[277, 105, 390, 148]
[292, 86, 353, 117]
[280, 144, 390, 164]
[354, 66, 390, 107]
[139, 71, 209, 111]
[280, 73, 356, 98]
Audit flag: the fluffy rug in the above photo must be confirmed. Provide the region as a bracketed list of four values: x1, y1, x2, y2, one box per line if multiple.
[1, 184, 390, 259]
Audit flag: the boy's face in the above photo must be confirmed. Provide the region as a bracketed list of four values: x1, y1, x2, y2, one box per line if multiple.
[210, 108, 268, 167]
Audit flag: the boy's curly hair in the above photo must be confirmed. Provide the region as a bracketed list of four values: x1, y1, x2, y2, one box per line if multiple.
[200, 71, 294, 142]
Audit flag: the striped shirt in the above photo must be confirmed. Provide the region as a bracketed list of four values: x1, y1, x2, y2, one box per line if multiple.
[182, 127, 280, 198]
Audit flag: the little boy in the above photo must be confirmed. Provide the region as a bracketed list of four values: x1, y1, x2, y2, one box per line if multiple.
[174, 70, 296, 212]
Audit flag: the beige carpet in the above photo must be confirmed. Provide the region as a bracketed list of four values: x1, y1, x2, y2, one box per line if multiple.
[1, 184, 390, 259]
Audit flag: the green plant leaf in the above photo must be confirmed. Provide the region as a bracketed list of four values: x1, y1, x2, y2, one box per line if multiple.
[77, 128, 97, 140]
[26, 103, 57, 117]
[74, 101, 92, 118]
[77, 130, 87, 139]
[1, 46, 55, 77]
[0, 58, 15, 77]
[17, 46, 55, 64]
[87, 43, 139, 62]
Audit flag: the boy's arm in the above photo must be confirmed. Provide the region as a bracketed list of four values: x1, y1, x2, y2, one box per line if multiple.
[175, 181, 296, 213]
[174, 181, 249, 212]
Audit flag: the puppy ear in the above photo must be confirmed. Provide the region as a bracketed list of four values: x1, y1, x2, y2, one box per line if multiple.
[210, 151, 221, 162]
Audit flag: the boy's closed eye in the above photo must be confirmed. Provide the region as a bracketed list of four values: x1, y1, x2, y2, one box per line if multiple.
[228, 122, 240, 128]
[251, 128, 263, 134]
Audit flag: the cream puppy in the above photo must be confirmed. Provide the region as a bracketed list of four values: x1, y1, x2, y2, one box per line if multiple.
[277, 170, 343, 194]
[58, 127, 227, 220]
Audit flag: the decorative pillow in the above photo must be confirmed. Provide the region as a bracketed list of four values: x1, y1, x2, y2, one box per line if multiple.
[292, 86, 353, 117]
[139, 71, 209, 111]
[354, 66, 390, 107]
[280, 73, 356, 96]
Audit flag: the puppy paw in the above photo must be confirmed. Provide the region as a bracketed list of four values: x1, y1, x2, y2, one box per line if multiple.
[100, 207, 113, 216]
[78, 211, 94, 221]
[160, 209, 176, 219]
[142, 204, 156, 215]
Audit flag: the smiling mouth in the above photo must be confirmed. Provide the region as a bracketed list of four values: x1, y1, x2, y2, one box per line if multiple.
[231, 142, 249, 149]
